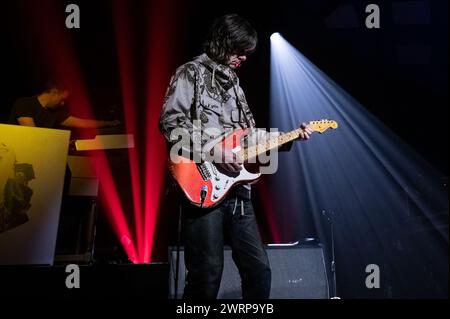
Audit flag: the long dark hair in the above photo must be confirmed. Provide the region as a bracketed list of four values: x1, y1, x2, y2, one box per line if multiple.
[203, 14, 257, 64]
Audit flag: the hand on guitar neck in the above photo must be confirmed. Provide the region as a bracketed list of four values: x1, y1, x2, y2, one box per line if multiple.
[298, 122, 314, 141]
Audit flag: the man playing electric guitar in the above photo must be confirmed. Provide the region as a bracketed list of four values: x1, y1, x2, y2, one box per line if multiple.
[159, 14, 315, 300]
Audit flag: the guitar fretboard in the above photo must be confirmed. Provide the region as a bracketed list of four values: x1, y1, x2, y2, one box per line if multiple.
[239, 128, 302, 161]
[238, 120, 337, 161]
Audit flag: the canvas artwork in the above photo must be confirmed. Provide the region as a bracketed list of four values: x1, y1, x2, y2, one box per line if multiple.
[0, 124, 70, 265]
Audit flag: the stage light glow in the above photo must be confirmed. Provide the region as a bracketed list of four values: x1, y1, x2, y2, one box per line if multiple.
[270, 32, 281, 42]
[143, 0, 177, 263]
[269, 33, 448, 297]
[22, 0, 138, 263]
[113, 0, 144, 263]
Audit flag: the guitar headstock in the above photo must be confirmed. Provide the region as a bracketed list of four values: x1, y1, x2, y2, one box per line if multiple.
[309, 119, 338, 133]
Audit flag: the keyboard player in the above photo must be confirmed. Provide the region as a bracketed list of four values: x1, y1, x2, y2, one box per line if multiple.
[8, 81, 120, 129]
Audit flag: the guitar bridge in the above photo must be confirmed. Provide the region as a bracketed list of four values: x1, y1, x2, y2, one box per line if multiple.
[197, 163, 211, 181]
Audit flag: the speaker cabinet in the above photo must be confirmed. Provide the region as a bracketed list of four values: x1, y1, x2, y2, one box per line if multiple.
[169, 244, 329, 299]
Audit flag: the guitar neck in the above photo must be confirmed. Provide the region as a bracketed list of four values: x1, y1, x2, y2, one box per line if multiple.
[242, 128, 303, 161]
[241, 119, 338, 161]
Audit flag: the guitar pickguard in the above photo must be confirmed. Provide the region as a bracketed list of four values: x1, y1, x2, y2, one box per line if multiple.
[201, 161, 261, 203]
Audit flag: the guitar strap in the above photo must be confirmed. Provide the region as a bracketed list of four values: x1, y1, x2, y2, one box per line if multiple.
[232, 77, 255, 129]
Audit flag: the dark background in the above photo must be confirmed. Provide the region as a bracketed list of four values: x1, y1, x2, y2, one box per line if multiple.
[0, 0, 447, 298]
[1, 0, 447, 174]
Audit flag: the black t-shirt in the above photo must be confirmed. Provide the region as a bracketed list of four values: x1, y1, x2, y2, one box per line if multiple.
[8, 96, 70, 128]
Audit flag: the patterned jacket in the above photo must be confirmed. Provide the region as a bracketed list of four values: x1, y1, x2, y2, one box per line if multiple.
[159, 53, 288, 159]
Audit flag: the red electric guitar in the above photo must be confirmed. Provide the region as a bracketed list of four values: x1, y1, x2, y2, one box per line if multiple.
[168, 120, 338, 208]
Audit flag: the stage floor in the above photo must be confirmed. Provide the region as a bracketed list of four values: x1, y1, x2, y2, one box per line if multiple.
[0, 263, 169, 298]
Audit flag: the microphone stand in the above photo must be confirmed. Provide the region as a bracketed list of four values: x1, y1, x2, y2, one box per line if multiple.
[174, 202, 182, 299]
[322, 209, 339, 299]
[174, 186, 206, 298]
[164, 179, 183, 299]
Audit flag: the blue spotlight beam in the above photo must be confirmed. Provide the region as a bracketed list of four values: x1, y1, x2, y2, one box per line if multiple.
[269, 33, 448, 298]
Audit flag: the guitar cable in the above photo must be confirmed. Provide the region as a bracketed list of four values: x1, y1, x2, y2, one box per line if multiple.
[199, 185, 208, 208]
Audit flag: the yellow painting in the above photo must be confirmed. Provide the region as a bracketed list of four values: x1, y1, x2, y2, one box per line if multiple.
[0, 124, 70, 265]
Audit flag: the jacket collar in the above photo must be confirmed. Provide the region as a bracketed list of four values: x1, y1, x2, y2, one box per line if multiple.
[195, 53, 238, 90]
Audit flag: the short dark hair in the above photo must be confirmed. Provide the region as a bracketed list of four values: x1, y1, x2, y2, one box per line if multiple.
[42, 80, 66, 93]
[203, 14, 257, 64]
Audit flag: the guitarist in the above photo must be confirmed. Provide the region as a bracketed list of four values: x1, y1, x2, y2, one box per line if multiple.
[159, 14, 313, 299]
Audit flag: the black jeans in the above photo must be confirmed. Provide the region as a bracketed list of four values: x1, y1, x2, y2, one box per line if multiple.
[181, 195, 271, 299]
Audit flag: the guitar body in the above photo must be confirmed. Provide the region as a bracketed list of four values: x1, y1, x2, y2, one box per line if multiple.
[168, 128, 261, 208]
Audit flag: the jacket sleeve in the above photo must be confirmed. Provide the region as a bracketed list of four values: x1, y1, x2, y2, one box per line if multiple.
[159, 65, 195, 141]
[159, 64, 204, 159]
[236, 86, 291, 152]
